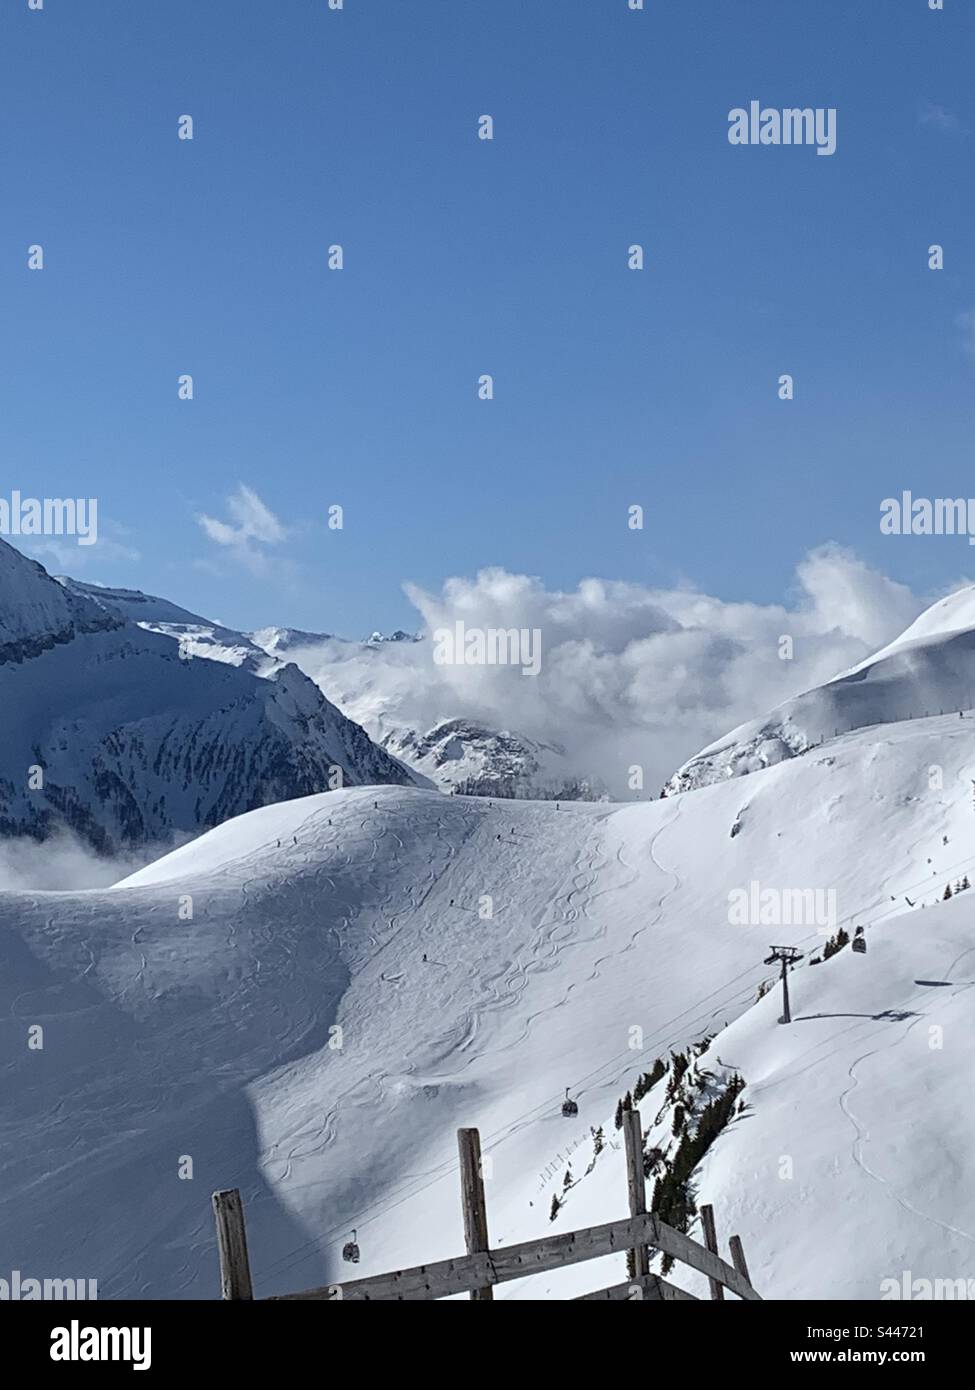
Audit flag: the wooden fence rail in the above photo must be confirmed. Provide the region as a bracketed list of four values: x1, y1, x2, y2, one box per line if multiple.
[213, 1112, 760, 1302]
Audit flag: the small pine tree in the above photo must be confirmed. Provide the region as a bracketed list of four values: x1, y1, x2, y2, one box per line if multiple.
[584, 1126, 605, 1176]
[672, 1104, 685, 1136]
[614, 1098, 624, 1130]
[549, 1192, 561, 1222]
[563, 1167, 573, 1189]
[633, 1057, 667, 1103]
[822, 927, 850, 962]
[944, 883, 953, 901]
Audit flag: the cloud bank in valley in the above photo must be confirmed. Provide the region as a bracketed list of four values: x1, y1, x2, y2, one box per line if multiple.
[290, 545, 927, 797]
[0, 830, 184, 893]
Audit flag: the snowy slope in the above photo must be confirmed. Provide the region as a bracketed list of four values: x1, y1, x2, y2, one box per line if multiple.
[666, 584, 975, 794]
[4, 707, 975, 1299]
[679, 888, 975, 1301]
[0, 540, 421, 848]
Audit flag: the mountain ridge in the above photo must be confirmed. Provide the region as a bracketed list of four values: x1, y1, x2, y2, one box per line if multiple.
[0, 539, 422, 849]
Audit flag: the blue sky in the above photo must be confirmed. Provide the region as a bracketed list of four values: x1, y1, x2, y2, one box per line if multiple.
[2, 0, 973, 634]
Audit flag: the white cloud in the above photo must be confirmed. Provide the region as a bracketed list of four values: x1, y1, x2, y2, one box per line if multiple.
[197, 485, 287, 571]
[25, 535, 142, 571]
[292, 546, 927, 798]
[0, 829, 168, 891]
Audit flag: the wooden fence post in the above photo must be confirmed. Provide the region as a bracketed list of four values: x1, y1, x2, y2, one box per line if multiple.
[212, 1188, 254, 1300]
[622, 1108, 649, 1280]
[699, 1204, 724, 1300]
[457, 1128, 493, 1301]
[729, 1234, 752, 1290]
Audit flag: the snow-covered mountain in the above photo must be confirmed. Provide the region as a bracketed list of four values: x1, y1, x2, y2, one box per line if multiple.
[6, 690, 975, 1299]
[249, 626, 420, 656]
[0, 540, 421, 849]
[666, 584, 975, 795]
[248, 629, 597, 800]
[250, 626, 340, 657]
[60, 582, 567, 799]
[381, 718, 602, 800]
[59, 574, 572, 803]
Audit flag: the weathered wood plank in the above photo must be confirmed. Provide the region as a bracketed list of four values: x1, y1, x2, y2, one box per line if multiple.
[457, 1128, 492, 1301]
[273, 1217, 641, 1301]
[653, 1218, 760, 1301]
[623, 1109, 649, 1279]
[699, 1204, 724, 1301]
[576, 1274, 699, 1302]
[271, 1209, 760, 1302]
[729, 1234, 752, 1290]
[212, 1189, 254, 1300]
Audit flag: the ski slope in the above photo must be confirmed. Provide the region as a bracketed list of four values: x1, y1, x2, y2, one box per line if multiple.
[3, 707, 975, 1299]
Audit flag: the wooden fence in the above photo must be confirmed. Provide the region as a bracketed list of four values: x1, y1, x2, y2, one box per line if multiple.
[212, 1109, 760, 1302]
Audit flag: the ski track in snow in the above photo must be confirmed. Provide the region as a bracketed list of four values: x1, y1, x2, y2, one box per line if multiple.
[837, 936, 975, 1249]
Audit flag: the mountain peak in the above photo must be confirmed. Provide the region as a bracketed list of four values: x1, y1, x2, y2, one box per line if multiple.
[666, 583, 975, 794]
[0, 538, 119, 661]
